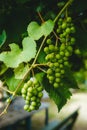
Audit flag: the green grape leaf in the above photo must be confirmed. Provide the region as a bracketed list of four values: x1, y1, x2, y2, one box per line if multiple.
[35, 72, 45, 83]
[43, 76, 72, 111]
[14, 63, 29, 79]
[0, 37, 36, 68]
[5, 73, 22, 94]
[37, 50, 46, 63]
[0, 30, 6, 48]
[0, 63, 8, 75]
[27, 19, 54, 40]
[42, 20, 54, 36]
[63, 67, 78, 89]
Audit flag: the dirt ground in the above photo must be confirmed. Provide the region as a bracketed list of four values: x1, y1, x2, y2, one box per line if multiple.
[31, 92, 87, 130]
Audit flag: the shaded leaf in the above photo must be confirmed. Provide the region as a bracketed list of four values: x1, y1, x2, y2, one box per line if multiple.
[0, 30, 6, 48]
[43, 76, 72, 111]
[14, 63, 29, 79]
[5, 74, 21, 94]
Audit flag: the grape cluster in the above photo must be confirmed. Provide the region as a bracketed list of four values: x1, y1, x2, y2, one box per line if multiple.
[21, 78, 43, 112]
[44, 16, 75, 88]
[57, 16, 76, 45]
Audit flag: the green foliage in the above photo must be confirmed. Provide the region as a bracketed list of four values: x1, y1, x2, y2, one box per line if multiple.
[1, 0, 86, 113]
[0, 30, 6, 48]
[27, 20, 54, 40]
[0, 37, 36, 68]
[5, 74, 21, 93]
[14, 63, 29, 79]
[43, 76, 72, 111]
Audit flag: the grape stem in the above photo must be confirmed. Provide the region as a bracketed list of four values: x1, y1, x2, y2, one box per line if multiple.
[54, 0, 73, 23]
[0, 85, 13, 94]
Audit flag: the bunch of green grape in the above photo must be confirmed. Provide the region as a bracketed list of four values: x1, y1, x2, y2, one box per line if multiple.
[21, 78, 43, 112]
[44, 16, 76, 88]
[57, 16, 76, 45]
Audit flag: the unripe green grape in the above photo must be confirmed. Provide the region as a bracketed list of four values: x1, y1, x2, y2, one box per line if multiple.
[37, 86, 43, 92]
[65, 28, 71, 34]
[26, 96, 31, 101]
[64, 61, 69, 66]
[25, 100, 30, 104]
[27, 92, 32, 97]
[62, 32, 67, 37]
[66, 17, 72, 22]
[28, 87, 33, 93]
[49, 80, 53, 84]
[56, 54, 61, 59]
[58, 59, 63, 63]
[62, 22, 67, 29]
[60, 69, 65, 74]
[46, 39, 52, 44]
[54, 62, 59, 67]
[63, 56, 68, 61]
[31, 96, 36, 101]
[48, 62, 54, 68]
[27, 80, 33, 87]
[67, 46, 73, 52]
[65, 51, 71, 57]
[59, 64, 64, 68]
[6, 98, 11, 103]
[70, 37, 76, 45]
[57, 28, 61, 33]
[38, 92, 43, 98]
[45, 55, 50, 61]
[48, 76, 54, 81]
[33, 89, 37, 95]
[33, 78, 38, 85]
[60, 34, 64, 38]
[31, 101, 37, 106]
[55, 72, 61, 77]
[70, 26, 76, 33]
[21, 88, 27, 94]
[55, 68, 60, 72]
[53, 82, 59, 88]
[60, 38, 66, 43]
[29, 105, 35, 111]
[55, 78, 61, 83]
[22, 94, 26, 99]
[60, 51, 65, 56]
[54, 46, 58, 51]
[50, 53, 55, 59]
[48, 45, 55, 51]
[44, 47, 49, 54]
[24, 105, 29, 111]
[47, 68, 53, 75]
[23, 83, 29, 90]
[60, 43, 66, 50]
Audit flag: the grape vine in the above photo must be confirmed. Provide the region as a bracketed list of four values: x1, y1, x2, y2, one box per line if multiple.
[0, 0, 78, 116]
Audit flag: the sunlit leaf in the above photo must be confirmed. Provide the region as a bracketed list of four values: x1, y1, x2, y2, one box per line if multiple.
[0, 37, 36, 68]
[27, 19, 54, 40]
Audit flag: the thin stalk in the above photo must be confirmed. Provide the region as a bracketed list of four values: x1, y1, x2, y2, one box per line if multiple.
[0, 86, 13, 94]
[54, 0, 73, 23]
